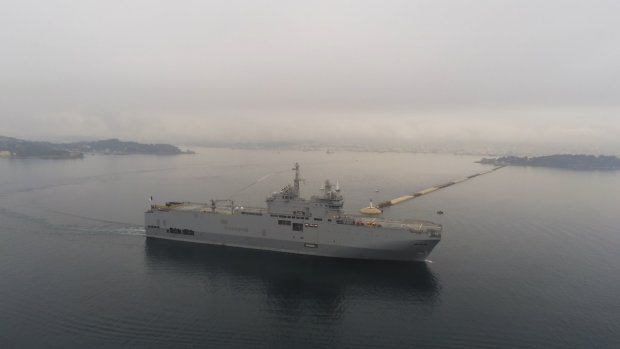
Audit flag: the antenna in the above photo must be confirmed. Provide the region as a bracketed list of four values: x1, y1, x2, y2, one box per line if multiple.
[292, 162, 301, 198]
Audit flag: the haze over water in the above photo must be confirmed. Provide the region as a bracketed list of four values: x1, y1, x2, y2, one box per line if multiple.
[1, 149, 619, 348]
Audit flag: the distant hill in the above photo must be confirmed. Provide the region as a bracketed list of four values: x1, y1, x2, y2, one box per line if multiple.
[478, 154, 620, 170]
[60, 138, 194, 155]
[0, 136, 83, 159]
[0, 136, 193, 159]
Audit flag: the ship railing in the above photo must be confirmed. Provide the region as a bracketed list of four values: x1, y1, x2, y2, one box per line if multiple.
[151, 201, 269, 215]
[236, 206, 268, 215]
[335, 214, 442, 235]
[209, 204, 268, 216]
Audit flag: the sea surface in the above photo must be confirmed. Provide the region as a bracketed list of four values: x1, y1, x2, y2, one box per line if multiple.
[1, 148, 619, 348]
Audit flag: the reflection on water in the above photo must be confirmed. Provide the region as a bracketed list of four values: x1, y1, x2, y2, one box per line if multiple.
[144, 237, 441, 310]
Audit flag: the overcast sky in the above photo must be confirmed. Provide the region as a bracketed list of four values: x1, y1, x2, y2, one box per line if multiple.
[1, 0, 619, 153]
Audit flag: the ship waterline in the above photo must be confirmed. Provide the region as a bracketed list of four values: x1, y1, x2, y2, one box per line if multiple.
[145, 163, 442, 261]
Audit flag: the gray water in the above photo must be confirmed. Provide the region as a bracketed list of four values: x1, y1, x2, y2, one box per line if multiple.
[1, 148, 619, 348]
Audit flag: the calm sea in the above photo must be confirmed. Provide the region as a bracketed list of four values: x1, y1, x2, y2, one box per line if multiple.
[1, 148, 619, 348]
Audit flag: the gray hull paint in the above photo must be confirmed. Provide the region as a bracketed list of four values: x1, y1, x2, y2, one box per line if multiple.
[145, 211, 440, 262]
[145, 163, 441, 262]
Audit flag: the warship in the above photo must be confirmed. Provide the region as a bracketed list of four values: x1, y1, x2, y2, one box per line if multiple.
[145, 163, 442, 261]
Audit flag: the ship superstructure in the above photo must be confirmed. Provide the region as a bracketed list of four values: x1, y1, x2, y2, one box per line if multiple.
[145, 163, 442, 261]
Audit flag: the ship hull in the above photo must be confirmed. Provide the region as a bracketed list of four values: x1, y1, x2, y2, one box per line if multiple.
[145, 210, 440, 262]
